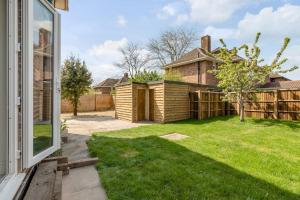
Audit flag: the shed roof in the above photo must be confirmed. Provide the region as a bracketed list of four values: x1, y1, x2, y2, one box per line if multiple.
[116, 80, 219, 90]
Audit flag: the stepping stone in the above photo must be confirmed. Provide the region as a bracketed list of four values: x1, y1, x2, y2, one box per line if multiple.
[160, 133, 190, 140]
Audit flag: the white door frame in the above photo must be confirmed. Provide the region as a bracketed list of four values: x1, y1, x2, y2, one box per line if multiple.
[23, 0, 61, 168]
[0, 0, 26, 199]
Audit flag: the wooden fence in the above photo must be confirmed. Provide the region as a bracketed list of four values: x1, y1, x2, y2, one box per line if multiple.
[61, 94, 114, 113]
[195, 89, 300, 121]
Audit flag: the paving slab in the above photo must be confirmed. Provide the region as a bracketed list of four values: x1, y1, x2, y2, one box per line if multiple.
[62, 166, 106, 200]
[160, 133, 190, 140]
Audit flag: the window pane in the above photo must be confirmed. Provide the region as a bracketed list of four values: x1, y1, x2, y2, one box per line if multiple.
[33, 0, 54, 155]
[0, 0, 7, 181]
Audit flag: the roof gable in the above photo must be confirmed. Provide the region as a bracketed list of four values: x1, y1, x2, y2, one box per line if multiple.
[165, 48, 218, 68]
[94, 78, 119, 88]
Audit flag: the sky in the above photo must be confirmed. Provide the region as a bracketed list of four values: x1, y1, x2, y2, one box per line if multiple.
[60, 0, 300, 83]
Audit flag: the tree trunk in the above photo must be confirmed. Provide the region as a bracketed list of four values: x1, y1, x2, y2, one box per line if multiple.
[73, 101, 78, 116]
[239, 99, 245, 122]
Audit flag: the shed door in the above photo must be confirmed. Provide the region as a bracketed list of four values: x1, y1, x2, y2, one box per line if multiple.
[137, 89, 146, 121]
[149, 89, 154, 121]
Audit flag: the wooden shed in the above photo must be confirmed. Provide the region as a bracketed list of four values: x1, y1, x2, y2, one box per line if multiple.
[115, 80, 217, 123]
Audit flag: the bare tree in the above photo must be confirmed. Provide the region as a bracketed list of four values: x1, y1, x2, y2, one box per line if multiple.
[148, 28, 197, 67]
[116, 42, 150, 78]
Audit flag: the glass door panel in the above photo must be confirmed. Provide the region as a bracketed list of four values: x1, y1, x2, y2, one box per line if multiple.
[33, 0, 54, 155]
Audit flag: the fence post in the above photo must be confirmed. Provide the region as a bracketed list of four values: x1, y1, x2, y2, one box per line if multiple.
[274, 90, 278, 119]
[198, 91, 202, 120]
[208, 91, 211, 118]
[95, 93, 97, 111]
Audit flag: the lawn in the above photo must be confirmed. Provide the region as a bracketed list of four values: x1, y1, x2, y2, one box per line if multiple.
[33, 124, 52, 155]
[87, 116, 300, 200]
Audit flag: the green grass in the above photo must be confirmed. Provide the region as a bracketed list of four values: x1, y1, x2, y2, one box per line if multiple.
[87, 116, 300, 200]
[33, 124, 52, 155]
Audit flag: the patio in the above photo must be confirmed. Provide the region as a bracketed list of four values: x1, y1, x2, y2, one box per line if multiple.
[60, 111, 150, 200]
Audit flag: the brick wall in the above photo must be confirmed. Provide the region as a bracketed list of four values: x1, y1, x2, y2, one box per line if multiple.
[169, 61, 218, 85]
[172, 63, 198, 84]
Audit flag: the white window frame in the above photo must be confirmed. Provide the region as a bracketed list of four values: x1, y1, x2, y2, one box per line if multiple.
[23, 0, 61, 168]
[0, 0, 26, 199]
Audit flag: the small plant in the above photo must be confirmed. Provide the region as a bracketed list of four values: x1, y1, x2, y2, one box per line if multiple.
[131, 69, 162, 83]
[61, 119, 68, 132]
[164, 70, 182, 81]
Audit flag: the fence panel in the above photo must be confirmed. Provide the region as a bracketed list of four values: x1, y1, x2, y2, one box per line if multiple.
[197, 89, 300, 121]
[198, 91, 226, 120]
[61, 94, 114, 113]
[95, 94, 114, 111]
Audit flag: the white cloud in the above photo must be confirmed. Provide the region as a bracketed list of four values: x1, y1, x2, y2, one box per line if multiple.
[117, 15, 127, 27]
[87, 38, 128, 82]
[203, 26, 237, 40]
[185, 0, 248, 24]
[157, 4, 177, 19]
[159, 0, 250, 24]
[203, 4, 300, 80]
[176, 14, 189, 24]
[204, 4, 300, 40]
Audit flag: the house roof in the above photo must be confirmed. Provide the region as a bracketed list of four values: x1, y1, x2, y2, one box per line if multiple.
[116, 74, 129, 85]
[269, 72, 290, 80]
[260, 80, 300, 89]
[165, 48, 219, 68]
[94, 78, 119, 88]
[164, 47, 244, 68]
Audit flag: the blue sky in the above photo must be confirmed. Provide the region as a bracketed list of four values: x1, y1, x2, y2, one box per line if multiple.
[60, 0, 300, 83]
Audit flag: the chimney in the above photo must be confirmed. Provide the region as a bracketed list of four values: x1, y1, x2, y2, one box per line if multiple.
[201, 35, 211, 52]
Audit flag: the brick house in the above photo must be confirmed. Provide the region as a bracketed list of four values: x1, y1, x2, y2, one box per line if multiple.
[94, 73, 129, 94]
[165, 35, 297, 89]
[165, 35, 219, 85]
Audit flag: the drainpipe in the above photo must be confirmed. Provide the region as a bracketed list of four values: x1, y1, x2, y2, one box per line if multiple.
[197, 61, 200, 84]
[197, 51, 200, 84]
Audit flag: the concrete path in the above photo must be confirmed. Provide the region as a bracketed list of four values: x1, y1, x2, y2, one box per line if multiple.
[61, 133, 107, 200]
[61, 111, 150, 200]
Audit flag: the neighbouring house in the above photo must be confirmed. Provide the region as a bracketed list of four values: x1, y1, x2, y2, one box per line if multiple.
[165, 35, 294, 87]
[165, 35, 220, 85]
[0, 0, 67, 199]
[94, 73, 129, 94]
[94, 78, 120, 94]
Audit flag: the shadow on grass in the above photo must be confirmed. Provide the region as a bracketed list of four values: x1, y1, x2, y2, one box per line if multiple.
[88, 135, 299, 200]
[173, 115, 300, 130]
[251, 118, 300, 130]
